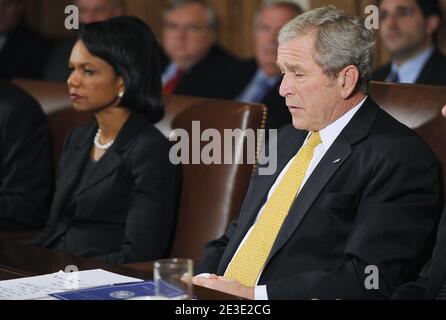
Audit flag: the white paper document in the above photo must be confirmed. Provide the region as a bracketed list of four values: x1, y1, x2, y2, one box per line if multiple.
[0, 269, 143, 300]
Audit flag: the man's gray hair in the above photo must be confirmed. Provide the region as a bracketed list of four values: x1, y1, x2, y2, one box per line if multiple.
[164, 0, 219, 31]
[279, 5, 375, 92]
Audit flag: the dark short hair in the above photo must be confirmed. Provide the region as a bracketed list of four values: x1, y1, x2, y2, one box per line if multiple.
[78, 16, 164, 123]
[377, 0, 442, 19]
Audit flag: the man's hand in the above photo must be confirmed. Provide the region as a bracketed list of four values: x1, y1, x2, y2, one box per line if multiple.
[192, 274, 255, 300]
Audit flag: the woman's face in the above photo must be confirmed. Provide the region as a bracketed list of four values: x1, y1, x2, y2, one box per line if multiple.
[68, 40, 125, 112]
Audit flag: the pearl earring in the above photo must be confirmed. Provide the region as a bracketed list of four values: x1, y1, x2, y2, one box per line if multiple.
[118, 91, 124, 98]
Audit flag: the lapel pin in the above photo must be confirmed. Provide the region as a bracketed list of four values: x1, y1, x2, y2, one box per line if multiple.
[332, 158, 341, 164]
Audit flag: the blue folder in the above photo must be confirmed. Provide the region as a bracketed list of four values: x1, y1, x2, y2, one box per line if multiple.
[50, 280, 187, 300]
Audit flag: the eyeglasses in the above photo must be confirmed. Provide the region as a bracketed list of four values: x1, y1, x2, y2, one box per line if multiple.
[164, 22, 209, 33]
[380, 6, 416, 22]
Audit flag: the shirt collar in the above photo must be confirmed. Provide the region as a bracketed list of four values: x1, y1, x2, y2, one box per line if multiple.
[391, 46, 434, 84]
[254, 69, 281, 87]
[317, 96, 367, 151]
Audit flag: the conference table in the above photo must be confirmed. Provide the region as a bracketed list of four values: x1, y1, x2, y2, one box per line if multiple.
[0, 234, 237, 300]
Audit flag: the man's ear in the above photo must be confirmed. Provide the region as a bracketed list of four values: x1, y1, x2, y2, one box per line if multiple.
[337, 65, 360, 99]
[426, 15, 441, 37]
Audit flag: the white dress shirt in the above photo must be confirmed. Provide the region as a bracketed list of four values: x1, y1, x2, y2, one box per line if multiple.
[162, 63, 179, 85]
[196, 97, 367, 299]
[386, 46, 434, 84]
[236, 69, 280, 103]
[225, 96, 367, 300]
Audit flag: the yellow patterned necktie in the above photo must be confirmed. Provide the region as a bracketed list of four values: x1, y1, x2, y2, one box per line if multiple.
[224, 132, 322, 287]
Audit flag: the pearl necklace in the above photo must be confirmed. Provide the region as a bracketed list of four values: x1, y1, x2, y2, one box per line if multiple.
[94, 129, 114, 150]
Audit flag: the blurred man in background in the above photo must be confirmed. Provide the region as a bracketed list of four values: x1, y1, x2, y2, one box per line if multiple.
[44, 0, 125, 81]
[0, 0, 52, 79]
[231, 0, 302, 129]
[76, 0, 125, 24]
[373, 0, 446, 85]
[160, 0, 239, 98]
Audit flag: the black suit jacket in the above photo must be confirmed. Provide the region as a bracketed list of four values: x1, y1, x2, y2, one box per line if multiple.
[161, 44, 240, 99]
[0, 24, 53, 80]
[0, 80, 53, 231]
[228, 59, 291, 130]
[372, 49, 446, 86]
[197, 97, 443, 299]
[393, 207, 446, 299]
[32, 113, 179, 264]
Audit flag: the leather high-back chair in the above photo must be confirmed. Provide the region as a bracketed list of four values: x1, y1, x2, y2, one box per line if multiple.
[12, 78, 72, 114]
[160, 95, 266, 259]
[12, 80, 267, 259]
[369, 81, 446, 195]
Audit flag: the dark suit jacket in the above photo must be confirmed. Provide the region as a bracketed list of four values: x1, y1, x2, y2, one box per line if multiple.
[32, 113, 179, 264]
[197, 97, 443, 299]
[372, 49, 446, 86]
[161, 44, 240, 99]
[393, 207, 446, 299]
[228, 59, 291, 130]
[0, 80, 53, 231]
[0, 23, 53, 80]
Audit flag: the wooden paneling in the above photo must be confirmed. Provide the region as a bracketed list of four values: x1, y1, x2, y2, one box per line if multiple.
[125, 0, 166, 38]
[38, 0, 72, 39]
[30, 0, 446, 64]
[213, 0, 263, 57]
[33, 0, 263, 58]
[311, 0, 360, 15]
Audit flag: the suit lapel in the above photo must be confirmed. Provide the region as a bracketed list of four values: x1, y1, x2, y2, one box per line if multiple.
[49, 124, 95, 218]
[266, 136, 353, 265]
[71, 113, 149, 198]
[374, 64, 391, 82]
[71, 150, 123, 198]
[415, 49, 438, 85]
[218, 99, 379, 274]
[218, 128, 307, 272]
[264, 97, 379, 268]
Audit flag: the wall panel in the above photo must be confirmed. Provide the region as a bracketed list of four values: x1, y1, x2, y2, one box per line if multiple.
[31, 0, 446, 64]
